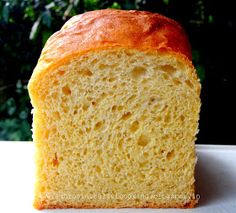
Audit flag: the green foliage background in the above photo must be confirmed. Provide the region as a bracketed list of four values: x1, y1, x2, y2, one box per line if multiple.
[0, 0, 209, 141]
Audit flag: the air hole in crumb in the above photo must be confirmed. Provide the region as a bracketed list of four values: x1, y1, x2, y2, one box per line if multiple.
[91, 58, 98, 64]
[143, 152, 149, 158]
[156, 116, 162, 122]
[121, 112, 132, 120]
[51, 127, 57, 134]
[112, 85, 118, 90]
[162, 105, 168, 112]
[139, 161, 148, 168]
[99, 64, 109, 69]
[62, 96, 68, 102]
[82, 104, 89, 111]
[140, 115, 147, 121]
[41, 94, 46, 101]
[94, 121, 103, 130]
[52, 92, 58, 99]
[62, 85, 71, 95]
[150, 97, 155, 102]
[118, 106, 123, 111]
[185, 80, 194, 88]
[40, 186, 45, 193]
[118, 140, 123, 150]
[44, 130, 49, 139]
[58, 70, 65, 76]
[73, 106, 78, 115]
[108, 77, 116, 82]
[83, 148, 87, 155]
[180, 115, 185, 122]
[141, 79, 149, 85]
[162, 73, 169, 80]
[53, 80, 58, 86]
[111, 105, 117, 111]
[100, 92, 107, 99]
[131, 66, 146, 79]
[148, 97, 156, 105]
[80, 69, 93, 76]
[167, 150, 175, 160]
[52, 153, 59, 167]
[86, 127, 91, 133]
[137, 135, 149, 147]
[140, 174, 145, 179]
[127, 95, 136, 103]
[116, 167, 121, 172]
[160, 149, 165, 154]
[173, 78, 181, 86]
[127, 137, 132, 142]
[162, 135, 169, 141]
[53, 111, 61, 120]
[130, 121, 139, 132]
[177, 61, 184, 70]
[97, 149, 102, 155]
[95, 165, 101, 173]
[62, 105, 69, 113]
[111, 64, 119, 69]
[164, 113, 171, 123]
[91, 101, 97, 106]
[160, 65, 176, 74]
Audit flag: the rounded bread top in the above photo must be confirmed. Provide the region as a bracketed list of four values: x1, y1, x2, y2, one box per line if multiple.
[32, 9, 192, 80]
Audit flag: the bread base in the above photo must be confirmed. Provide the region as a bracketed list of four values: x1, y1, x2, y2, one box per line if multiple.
[34, 199, 198, 209]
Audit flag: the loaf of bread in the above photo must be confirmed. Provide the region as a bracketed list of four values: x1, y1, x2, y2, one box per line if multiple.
[28, 9, 201, 209]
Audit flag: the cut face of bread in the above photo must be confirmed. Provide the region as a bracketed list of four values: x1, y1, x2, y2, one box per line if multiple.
[30, 48, 200, 209]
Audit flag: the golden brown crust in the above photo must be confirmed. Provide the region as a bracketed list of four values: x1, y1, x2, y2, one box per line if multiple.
[61, 9, 191, 58]
[34, 198, 198, 210]
[29, 9, 193, 87]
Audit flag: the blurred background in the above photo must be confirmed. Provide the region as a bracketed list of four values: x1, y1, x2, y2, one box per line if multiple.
[0, 0, 235, 144]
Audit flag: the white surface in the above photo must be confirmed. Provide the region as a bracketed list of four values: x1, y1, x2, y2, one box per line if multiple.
[0, 143, 236, 213]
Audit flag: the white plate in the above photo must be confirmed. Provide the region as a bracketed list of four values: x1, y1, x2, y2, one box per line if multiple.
[0, 143, 236, 213]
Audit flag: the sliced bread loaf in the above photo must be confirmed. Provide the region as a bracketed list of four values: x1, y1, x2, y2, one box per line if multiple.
[28, 9, 201, 209]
